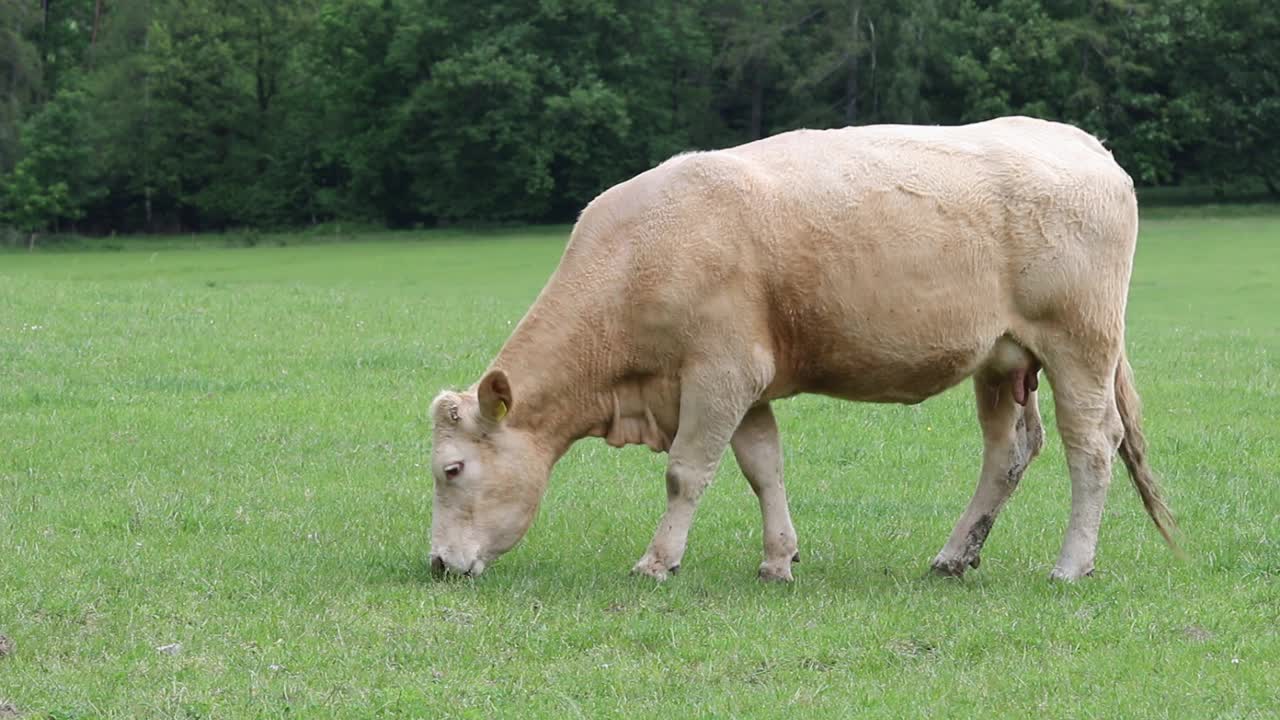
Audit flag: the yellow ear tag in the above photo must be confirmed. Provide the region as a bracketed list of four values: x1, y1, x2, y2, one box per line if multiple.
[494, 401, 507, 421]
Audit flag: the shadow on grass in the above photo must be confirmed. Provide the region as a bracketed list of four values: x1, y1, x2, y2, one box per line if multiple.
[366, 548, 438, 586]
[361, 541, 1018, 609]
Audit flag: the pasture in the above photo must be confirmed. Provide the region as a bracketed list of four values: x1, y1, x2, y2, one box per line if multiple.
[1, 210, 1277, 718]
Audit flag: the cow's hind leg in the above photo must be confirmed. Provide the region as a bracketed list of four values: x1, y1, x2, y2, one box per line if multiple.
[1046, 354, 1125, 581]
[731, 404, 799, 582]
[931, 372, 1044, 577]
[631, 362, 765, 581]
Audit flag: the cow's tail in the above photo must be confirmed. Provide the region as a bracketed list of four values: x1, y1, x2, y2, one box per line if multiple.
[1115, 350, 1183, 556]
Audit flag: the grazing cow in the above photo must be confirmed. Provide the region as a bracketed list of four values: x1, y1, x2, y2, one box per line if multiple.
[427, 116, 1178, 582]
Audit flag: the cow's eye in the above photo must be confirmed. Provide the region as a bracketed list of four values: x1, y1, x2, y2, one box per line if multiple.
[443, 461, 464, 479]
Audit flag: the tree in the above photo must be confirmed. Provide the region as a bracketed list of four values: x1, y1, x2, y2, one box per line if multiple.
[710, 0, 815, 140]
[0, 4, 42, 173]
[12, 84, 99, 231]
[1, 160, 71, 248]
[1189, 0, 1280, 195]
[3, 0, 1276, 234]
[35, 0, 98, 98]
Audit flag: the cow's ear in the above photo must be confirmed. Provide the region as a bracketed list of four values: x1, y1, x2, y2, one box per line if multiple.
[477, 369, 512, 423]
[430, 391, 463, 426]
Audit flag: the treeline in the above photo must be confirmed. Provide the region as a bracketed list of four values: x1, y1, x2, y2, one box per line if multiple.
[1, 0, 1277, 237]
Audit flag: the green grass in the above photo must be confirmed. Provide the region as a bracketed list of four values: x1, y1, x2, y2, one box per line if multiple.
[2, 210, 1278, 718]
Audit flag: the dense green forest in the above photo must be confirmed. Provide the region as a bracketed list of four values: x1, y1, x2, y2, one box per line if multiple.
[1, 0, 1276, 238]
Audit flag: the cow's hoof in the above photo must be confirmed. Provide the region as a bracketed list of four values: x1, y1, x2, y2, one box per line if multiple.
[758, 560, 794, 583]
[928, 554, 974, 579]
[630, 556, 676, 581]
[1049, 565, 1094, 582]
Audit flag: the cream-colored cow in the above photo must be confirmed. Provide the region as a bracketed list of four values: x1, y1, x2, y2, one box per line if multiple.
[428, 116, 1177, 582]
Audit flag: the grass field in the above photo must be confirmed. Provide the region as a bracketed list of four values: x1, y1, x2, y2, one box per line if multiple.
[2, 211, 1278, 718]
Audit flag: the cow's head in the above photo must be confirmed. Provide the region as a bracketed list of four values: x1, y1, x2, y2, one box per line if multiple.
[427, 369, 551, 577]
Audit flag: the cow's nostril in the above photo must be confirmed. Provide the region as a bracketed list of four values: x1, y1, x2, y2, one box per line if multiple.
[429, 555, 446, 575]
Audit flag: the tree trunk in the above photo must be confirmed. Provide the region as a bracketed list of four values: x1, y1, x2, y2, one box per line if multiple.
[144, 24, 153, 231]
[916, 23, 927, 121]
[41, 0, 50, 95]
[747, 0, 770, 140]
[90, 0, 104, 67]
[844, 5, 861, 126]
[92, 1, 105, 46]
[867, 15, 878, 120]
[255, 21, 271, 113]
[749, 60, 764, 140]
[670, 66, 679, 134]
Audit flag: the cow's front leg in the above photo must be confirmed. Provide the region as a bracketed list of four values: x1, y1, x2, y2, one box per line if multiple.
[731, 403, 799, 581]
[631, 364, 762, 581]
[630, 458, 719, 580]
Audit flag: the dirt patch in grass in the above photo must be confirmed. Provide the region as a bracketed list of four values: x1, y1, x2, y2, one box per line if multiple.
[1183, 625, 1214, 642]
[886, 638, 939, 659]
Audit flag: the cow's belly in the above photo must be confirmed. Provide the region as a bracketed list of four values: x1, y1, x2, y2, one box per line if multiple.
[771, 271, 1013, 405]
[799, 341, 992, 404]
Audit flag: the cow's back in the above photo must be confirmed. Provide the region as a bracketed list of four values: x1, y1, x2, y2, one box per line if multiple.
[567, 117, 1137, 403]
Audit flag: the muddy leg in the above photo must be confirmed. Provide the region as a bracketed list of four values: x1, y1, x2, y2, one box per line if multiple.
[1049, 364, 1124, 581]
[631, 365, 763, 581]
[931, 375, 1044, 577]
[731, 404, 799, 582]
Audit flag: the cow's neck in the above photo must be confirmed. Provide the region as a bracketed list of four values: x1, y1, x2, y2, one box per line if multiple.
[488, 293, 615, 459]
